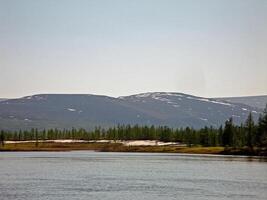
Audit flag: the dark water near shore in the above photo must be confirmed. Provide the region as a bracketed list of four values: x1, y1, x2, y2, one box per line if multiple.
[0, 152, 267, 200]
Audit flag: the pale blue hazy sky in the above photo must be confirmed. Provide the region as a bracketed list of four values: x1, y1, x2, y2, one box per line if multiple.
[0, 0, 267, 98]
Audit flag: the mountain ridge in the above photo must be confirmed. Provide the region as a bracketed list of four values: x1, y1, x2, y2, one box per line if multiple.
[0, 92, 264, 131]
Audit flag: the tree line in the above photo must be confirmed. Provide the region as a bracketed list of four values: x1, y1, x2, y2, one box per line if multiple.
[1, 105, 267, 148]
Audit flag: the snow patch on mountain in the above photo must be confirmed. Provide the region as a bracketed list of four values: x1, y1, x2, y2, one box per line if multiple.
[67, 108, 76, 112]
[232, 115, 241, 118]
[134, 93, 153, 98]
[24, 95, 46, 101]
[167, 93, 184, 97]
[186, 96, 233, 106]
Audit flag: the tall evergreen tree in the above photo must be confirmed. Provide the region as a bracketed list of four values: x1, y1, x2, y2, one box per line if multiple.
[245, 112, 255, 149]
[222, 117, 234, 146]
[0, 130, 5, 146]
[257, 104, 267, 146]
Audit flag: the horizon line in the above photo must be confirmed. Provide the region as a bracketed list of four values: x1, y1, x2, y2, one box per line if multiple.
[1, 91, 267, 100]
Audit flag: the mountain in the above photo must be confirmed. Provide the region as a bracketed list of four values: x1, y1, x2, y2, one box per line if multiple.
[0, 99, 7, 102]
[0, 92, 263, 131]
[217, 95, 267, 109]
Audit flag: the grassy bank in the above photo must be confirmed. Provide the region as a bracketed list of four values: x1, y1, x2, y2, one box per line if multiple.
[0, 142, 266, 156]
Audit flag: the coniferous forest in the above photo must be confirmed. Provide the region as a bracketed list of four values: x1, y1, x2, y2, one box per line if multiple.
[1, 105, 267, 148]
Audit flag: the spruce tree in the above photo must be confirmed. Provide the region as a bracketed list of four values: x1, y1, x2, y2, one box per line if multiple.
[0, 130, 5, 147]
[222, 117, 234, 147]
[245, 112, 255, 149]
[258, 104, 267, 146]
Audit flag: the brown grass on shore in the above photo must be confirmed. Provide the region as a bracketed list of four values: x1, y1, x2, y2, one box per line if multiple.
[1, 142, 266, 156]
[0, 142, 114, 152]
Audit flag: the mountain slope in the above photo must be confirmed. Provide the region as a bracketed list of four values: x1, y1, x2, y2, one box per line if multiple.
[217, 95, 267, 109]
[119, 92, 261, 127]
[0, 93, 263, 130]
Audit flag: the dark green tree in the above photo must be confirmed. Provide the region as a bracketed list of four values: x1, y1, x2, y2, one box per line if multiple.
[244, 112, 255, 149]
[257, 104, 267, 146]
[222, 117, 234, 146]
[0, 130, 5, 147]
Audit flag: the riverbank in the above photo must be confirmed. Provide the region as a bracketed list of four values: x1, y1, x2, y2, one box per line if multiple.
[4, 139, 182, 146]
[0, 141, 266, 156]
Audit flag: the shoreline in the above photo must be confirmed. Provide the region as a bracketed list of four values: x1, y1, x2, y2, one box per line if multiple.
[0, 141, 266, 156]
[4, 139, 185, 146]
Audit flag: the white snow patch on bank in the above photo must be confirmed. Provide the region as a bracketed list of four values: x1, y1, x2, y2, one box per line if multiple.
[5, 140, 184, 146]
[123, 140, 181, 146]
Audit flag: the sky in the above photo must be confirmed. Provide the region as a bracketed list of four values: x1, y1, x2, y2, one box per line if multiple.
[0, 0, 267, 98]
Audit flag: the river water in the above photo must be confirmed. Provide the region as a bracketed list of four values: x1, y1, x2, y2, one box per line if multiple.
[0, 151, 266, 200]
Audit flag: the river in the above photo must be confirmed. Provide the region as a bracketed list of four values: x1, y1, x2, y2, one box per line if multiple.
[0, 151, 266, 200]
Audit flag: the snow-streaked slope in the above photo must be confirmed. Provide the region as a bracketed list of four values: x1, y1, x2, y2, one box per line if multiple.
[119, 92, 261, 128]
[0, 93, 262, 130]
[217, 95, 267, 109]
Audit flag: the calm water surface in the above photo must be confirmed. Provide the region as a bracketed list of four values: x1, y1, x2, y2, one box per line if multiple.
[0, 151, 267, 200]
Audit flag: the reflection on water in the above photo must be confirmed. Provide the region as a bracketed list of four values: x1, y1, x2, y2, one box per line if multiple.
[0, 151, 267, 200]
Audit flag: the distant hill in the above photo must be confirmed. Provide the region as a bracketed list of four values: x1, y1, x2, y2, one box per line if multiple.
[0, 92, 263, 131]
[217, 95, 267, 109]
[0, 99, 7, 102]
